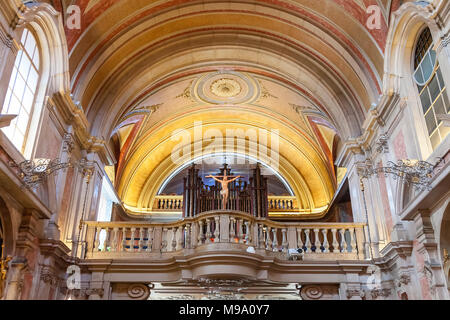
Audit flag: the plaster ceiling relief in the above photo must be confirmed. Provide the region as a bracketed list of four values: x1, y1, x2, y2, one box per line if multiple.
[193, 71, 259, 105]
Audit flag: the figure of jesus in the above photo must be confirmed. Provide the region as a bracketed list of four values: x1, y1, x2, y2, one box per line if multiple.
[206, 172, 241, 209]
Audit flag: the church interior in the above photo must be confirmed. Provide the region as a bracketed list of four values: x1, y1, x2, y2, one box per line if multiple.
[0, 0, 449, 300]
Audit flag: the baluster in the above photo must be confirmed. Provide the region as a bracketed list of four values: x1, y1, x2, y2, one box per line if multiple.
[214, 216, 220, 242]
[265, 227, 272, 250]
[198, 220, 204, 245]
[272, 228, 278, 251]
[237, 219, 244, 243]
[121, 228, 127, 252]
[176, 226, 183, 250]
[205, 219, 212, 244]
[101, 228, 108, 252]
[304, 229, 311, 252]
[322, 229, 330, 253]
[146, 227, 153, 252]
[349, 228, 356, 253]
[94, 227, 101, 252]
[331, 229, 339, 253]
[129, 227, 136, 252]
[111, 227, 118, 252]
[258, 224, 265, 249]
[138, 227, 144, 252]
[281, 228, 288, 253]
[296, 228, 304, 250]
[244, 221, 250, 244]
[313, 228, 321, 253]
[172, 228, 178, 251]
[160, 228, 167, 252]
[185, 224, 191, 249]
[229, 217, 236, 242]
[339, 229, 347, 252]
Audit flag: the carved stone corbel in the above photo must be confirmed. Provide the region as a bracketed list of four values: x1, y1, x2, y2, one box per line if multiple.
[40, 267, 59, 288]
[346, 288, 365, 299]
[62, 133, 75, 154]
[370, 288, 392, 300]
[85, 288, 104, 298]
[375, 134, 389, 154]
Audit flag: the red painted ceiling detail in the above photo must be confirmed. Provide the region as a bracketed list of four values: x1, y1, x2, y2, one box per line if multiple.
[64, 0, 390, 52]
[81, 25, 371, 116]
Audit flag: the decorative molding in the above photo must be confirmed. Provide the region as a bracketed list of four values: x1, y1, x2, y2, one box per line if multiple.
[165, 294, 196, 300]
[49, 92, 116, 165]
[437, 34, 450, 52]
[289, 103, 321, 115]
[176, 81, 194, 102]
[258, 80, 278, 100]
[118, 103, 163, 124]
[0, 27, 14, 50]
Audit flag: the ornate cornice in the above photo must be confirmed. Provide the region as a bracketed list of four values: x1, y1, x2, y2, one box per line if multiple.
[48, 92, 115, 165]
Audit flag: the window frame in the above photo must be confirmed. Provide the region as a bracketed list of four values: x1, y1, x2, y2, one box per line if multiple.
[1, 27, 43, 156]
[412, 26, 450, 151]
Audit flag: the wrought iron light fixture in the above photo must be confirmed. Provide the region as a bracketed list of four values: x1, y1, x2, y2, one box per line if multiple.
[10, 158, 73, 189]
[359, 158, 444, 191]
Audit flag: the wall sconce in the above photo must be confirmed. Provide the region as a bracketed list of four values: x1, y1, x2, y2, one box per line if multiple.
[10, 158, 73, 189]
[358, 158, 444, 191]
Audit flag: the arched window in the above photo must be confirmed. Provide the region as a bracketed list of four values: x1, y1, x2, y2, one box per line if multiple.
[1, 29, 41, 154]
[413, 28, 450, 149]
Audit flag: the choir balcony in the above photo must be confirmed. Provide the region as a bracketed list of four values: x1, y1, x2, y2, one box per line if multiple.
[80, 210, 367, 262]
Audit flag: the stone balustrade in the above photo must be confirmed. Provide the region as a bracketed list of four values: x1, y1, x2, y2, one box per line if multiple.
[153, 195, 183, 210]
[81, 211, 366, 260]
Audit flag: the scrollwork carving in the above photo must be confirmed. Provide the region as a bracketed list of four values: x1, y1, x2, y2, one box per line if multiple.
[300, 285, 323, 300]
[127, 283, 150, 300]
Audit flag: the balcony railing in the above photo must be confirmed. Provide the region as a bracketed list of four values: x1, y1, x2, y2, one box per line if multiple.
[154, 195, 299, 212]
[80, 211, 366, 261]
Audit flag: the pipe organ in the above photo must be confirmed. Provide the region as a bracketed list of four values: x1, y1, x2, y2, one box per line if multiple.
[182, 164, 268, 218]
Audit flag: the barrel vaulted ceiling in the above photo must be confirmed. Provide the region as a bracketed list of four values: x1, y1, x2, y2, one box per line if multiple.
[40, 0, 405, 216]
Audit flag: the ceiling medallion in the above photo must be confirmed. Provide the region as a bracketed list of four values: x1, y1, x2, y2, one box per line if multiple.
[193, 71, 260, 105]
[210, 78, 241, 98]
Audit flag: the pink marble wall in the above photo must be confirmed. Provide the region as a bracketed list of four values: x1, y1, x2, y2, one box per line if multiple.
[413, 240, 433, 300]
[377, 161, 394, 234]
[393, 130, 408, 160]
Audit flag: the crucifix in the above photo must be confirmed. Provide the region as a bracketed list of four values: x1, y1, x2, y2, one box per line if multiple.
[206, 170, 241, 209]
